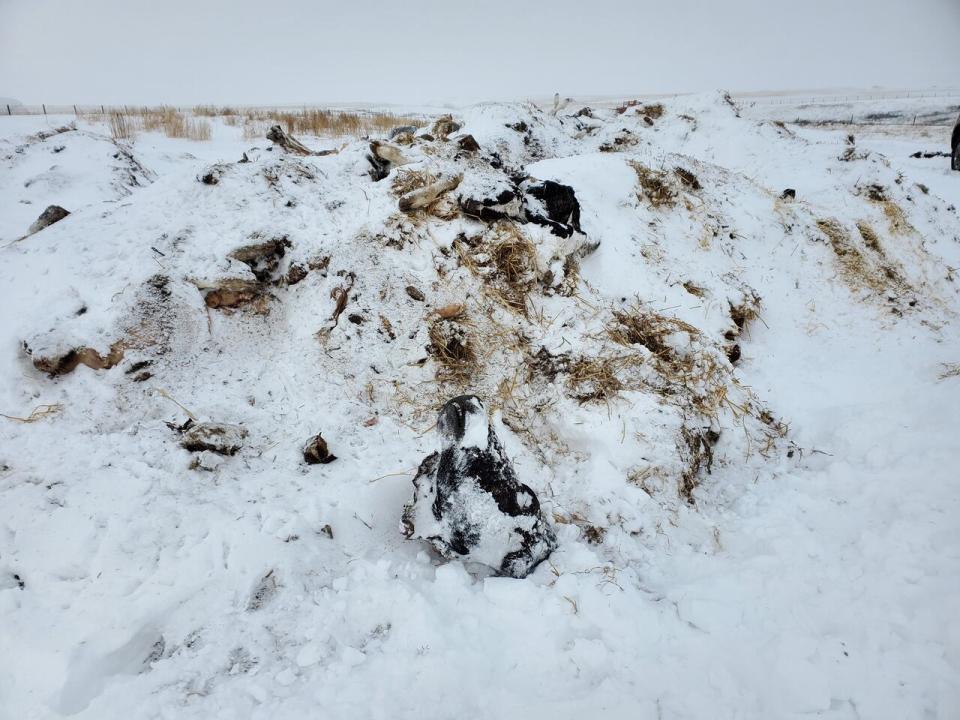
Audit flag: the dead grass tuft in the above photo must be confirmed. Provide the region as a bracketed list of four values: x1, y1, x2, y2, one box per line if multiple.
[455, 224, 539, 315]
[109, 113, 134, 140]
[856, 221, 882, 253]
[881, 201, 913, 235]
[817, 218, 906, 294]
[607, 305, 699, 361]
[674, 166, 702, 190]
[428, 317, 477, 382]
[729, 293, 762, 333]
[565, 356, 630, 403]
[0, 403, 64, 423]
[628, 161, 677, 208]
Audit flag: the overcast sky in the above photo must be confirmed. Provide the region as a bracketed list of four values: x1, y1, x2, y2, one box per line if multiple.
[2, 0, 958, 106]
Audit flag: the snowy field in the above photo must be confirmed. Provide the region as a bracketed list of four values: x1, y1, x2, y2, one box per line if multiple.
[1, 94, 958, 719]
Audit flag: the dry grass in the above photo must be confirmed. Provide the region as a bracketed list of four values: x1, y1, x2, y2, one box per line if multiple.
[95, 105, 424, 142]
[729, 293, 762, 334]
[817, 218, 905, 294]
[455, 223, 539, 315]
[109, 113, 134, 140]
[881, 201, 913, 235]
[628, 161, 677, 208]
[614, 100, 665, 118]
[0, 403, 63, 423]
[428, 317, 478, 382]
[607, 305, 699, 363]
[565, 356, 634, 403]
[391, 168, 436, 197]
[105, 107, 210, 140]
[674, 166, 702, 190]
[241, 108, 424, 139]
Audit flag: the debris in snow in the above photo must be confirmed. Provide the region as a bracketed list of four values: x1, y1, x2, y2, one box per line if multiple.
[401, 395, 557, 578]
[456, 134, 480, 153]
[179, 422, 248, 456]
[398, 173, 463, 212]
[27, 204, 70, 235]
[303, 433, 337, 464]
[427, 318, 476, 382]
[229, 236, 291, 283]
[522, 179, 583, 238]
[266, 125, 334, 156]
[247, 570, 278, 611]
[389, 125, 419, 140]
[629, 161, 677, 208]
[431, 115, 461, 140]
[23, 339, 125, 377]
[780, 188, 797, 200]
[952, 113, 960, 170]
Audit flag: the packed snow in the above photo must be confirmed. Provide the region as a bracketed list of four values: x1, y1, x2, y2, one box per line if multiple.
[0, 93, 958, 719]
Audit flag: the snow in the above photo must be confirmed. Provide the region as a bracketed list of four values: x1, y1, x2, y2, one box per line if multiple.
[0, 95, 959, 719]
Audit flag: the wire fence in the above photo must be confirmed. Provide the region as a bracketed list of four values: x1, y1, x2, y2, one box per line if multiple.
[742, 89, 960, 106]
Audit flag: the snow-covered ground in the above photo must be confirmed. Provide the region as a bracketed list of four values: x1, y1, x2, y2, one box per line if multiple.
[1, 94, 958, 719]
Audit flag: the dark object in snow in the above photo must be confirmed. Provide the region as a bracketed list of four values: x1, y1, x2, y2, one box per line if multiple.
[909, 150, 950, 159]
[952, 113, 960, 171]
[199, 166, 222, 185]
[456, 134, 480, 153]
[522, 180, 582, 238]
[229, 236, 291, 282]
[401, 395, 557, 578]
[389, 125, 418, 139]
[180, 422, 247, 456]
[303, 433, 337, 464]
[405, 285, 425, 301]
[266, 125, 335, 156]
[674, 167, 702, 190]
[366, 140, 410, 181]
[238, 152, 250, 163]
[431, 115, 461, 140]
[780, 188, 796, 200]
[726, 343, 742, 364]
[458, 187, 522, 223]
[366, 151, 390, 181]
[286, 263, 308, 285]
[27, 205, 69, 235]
[24, 340, 125, 377]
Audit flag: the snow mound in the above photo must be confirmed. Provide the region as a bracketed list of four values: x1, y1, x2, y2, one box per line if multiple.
[0, 96, 958, 718]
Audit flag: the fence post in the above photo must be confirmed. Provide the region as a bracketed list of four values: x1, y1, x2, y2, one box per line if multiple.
[6, 104, 10, 116]
[101, 105, 105, 114]
[42, 104, 46, 115]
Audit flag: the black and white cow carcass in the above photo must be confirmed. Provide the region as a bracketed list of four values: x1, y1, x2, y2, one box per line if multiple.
[401, 395, 557, 578]
[952, 112, 960, 172]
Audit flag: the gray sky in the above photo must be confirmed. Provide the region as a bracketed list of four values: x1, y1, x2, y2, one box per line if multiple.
[2, 0, 958, 106]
